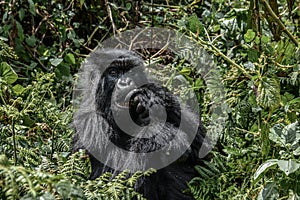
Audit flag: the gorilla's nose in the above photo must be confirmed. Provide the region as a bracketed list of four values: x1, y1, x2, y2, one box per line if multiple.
[117, 76, 134, 89]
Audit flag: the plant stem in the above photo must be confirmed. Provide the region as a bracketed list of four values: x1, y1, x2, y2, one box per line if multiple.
[260, 0, 299, 46]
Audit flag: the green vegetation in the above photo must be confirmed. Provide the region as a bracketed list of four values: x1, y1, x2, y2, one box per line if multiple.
[0, 0, 299, 199]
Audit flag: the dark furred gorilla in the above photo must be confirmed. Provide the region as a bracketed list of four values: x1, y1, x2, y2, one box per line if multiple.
[72, 49, 208, 200]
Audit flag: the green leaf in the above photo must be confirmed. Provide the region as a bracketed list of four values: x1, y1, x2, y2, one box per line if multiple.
[15, 21, 25, 42]
[257, 76, 281, 109]
[254, 159, 278, 181]
[180, 67, 191, 76]
[257, 182, 279, 200]
[277, 159, 300, 176]
[13, 84, 25, 95]
[56, 180, 72, 199]
[56, 64, 70, 77]
[25, 36, 36, 47]
[64, 53, 76, 65]
[261, 35, 270, 44]
[270, 122, 300, 147]
[284, 122, 300, 145]
[188, 14, 204, 34]
[247, 48, 259, 62]
[79, 0, 85, 9]
[289, 97, 300, 105]
[126, 2, 132, 10]
[0, 62, 18, 84]
[270, 124, 285, 146]
[244, 29, 256, 43]
[28, 0, 36, 16]
[50, 58, 63, 67]
[18, 8, 25, 21]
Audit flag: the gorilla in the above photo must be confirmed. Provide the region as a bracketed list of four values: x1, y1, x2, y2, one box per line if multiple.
[72, 48, 209, 200]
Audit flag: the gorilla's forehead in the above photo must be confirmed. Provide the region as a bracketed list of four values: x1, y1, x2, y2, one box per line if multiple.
[87, 48, 143, 71]
[110, 56, 142, 70]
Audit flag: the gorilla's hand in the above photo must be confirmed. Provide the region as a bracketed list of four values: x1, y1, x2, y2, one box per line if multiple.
[129, 91, 150, 126]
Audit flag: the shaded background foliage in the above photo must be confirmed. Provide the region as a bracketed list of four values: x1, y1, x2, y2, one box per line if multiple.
[0, 0, 299, 199]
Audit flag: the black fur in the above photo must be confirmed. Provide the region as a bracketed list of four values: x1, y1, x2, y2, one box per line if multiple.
[72, 49, 207, 200]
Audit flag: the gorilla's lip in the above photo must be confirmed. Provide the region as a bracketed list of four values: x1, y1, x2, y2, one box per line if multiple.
[114, 89, 140, 109]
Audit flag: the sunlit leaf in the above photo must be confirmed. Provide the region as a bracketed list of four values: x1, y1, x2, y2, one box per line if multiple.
[257, 76, 281, 109]
[0, 62, 18, 84]
[270, 122, 300, 148]
[277, 160, 300, 176]
[50, 58, 63, 67]
[244, 29, 256, 43]
[13, 84, 25, 95]
[254, 159, 278, 180]
[64, 53, 76, 65]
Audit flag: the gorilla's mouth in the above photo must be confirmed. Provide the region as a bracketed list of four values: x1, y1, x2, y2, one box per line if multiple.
[114, 89, 140, 109]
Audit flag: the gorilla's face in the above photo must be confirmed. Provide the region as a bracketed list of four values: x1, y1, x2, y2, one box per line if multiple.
[95, 54, 152, 127]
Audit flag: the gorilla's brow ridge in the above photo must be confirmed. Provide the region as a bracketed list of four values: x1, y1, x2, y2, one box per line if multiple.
[109, 56, 142, 70]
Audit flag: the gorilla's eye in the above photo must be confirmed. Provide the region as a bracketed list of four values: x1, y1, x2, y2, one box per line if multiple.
[108, 68, 119, 76]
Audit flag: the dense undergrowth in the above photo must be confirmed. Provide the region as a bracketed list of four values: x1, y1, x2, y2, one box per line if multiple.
[0, 0, 299, 199]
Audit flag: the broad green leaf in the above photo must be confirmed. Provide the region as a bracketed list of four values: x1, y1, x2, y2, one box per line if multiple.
[50, 58, 63, 67]
[13, 84, 25, 95]
[261, 35, 270, 44]
[244, 29, 256, 43]
[254, 159, 278, 180]
[257, 182, 279, 200]
[28, 0, 36, 16]
[270, 122, 300, 147]
[289, 97, 300, 105]
[0, 62, 18, 84]
[64, 53, 76, 65]
[277, 160, 300, 176]
[25, 35, 36, 47]
[284, 122, 300, 145]
[270, 124, 285, 145]
[257, 76, 281, 109]
[56, 64, 70, 77]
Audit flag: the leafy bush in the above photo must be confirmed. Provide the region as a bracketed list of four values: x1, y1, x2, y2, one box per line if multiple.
[0, 0, 299, 199]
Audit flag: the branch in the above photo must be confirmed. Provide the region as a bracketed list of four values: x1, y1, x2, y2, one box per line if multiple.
[189, 32, 252, 79]
[260, 0, 298, 46]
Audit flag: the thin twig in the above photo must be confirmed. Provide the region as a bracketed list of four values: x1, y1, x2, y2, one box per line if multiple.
[105, 0, 116, 36]
[235, 127, 259, 135]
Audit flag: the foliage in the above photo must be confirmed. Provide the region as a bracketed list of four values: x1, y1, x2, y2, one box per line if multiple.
[0, 0, 299, 199]
[84, 169, 156, 200]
